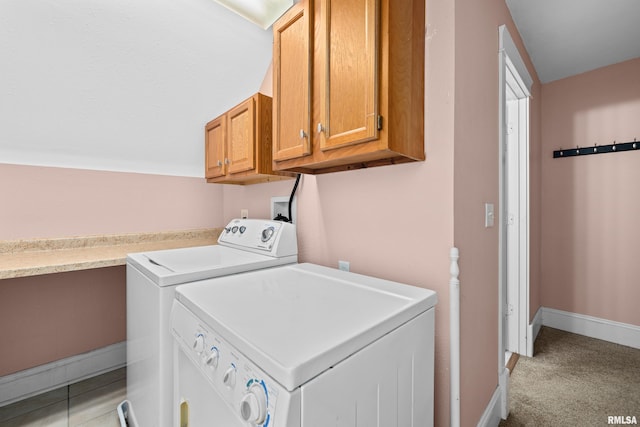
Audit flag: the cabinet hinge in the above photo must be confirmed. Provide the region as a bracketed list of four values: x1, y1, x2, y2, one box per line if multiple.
[377, 115, 383, 131]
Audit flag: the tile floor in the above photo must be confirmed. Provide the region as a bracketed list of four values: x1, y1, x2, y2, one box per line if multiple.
[0, 368, 126, 427]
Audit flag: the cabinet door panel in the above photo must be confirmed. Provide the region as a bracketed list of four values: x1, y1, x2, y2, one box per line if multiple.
[227, 98, 255, 174]
[205, 117, 226, 179]
[320, 0, 379, 151]
[273, 1, 312, 161]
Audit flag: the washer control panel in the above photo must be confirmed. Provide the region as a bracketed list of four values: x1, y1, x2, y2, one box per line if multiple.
[218, 219, 296, 257]
[172, 300, 283, 426]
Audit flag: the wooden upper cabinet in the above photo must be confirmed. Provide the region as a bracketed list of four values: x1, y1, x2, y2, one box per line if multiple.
[227, 98, 255, 174]
[272, 0, 425, 174]
[273, 1, 312, 161]
[318, 0, 378, 151]
[205, 93, 292, 185]
[205, 116, 226, 179]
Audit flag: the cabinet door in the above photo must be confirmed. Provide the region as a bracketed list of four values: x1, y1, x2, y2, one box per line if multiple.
[319, 0, 379, 151]
[273, 0, 312, 161]
[227, 97, 255, 174]
[205, 116, 226, 179]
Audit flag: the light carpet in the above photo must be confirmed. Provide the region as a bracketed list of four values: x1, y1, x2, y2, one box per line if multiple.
[499, 326, 640, 426]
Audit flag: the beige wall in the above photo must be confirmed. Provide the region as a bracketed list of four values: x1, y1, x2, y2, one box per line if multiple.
[0, 163, 224, 376]
[453, 0, 541, 423]
[0, 163, 223, 240]
[223, 2, 456, 425]
[541, 58, 640, 326]
[0, 267, 125, 376]
[1, 0, 547, 424]
[224, 0, 543, 425]
[530, 82, 543, 322]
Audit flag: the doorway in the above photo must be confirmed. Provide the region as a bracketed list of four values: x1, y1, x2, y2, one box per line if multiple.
[498, 24, 532, 419]
[504, 79, 529, 357]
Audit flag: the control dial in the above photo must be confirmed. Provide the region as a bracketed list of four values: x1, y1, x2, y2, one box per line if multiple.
[193, 334, 205, 354]
[261, 226, 275, 242]
[205, 347, 219, 369]
[223, 364, 237, 389]
[240, 383, 267, 425]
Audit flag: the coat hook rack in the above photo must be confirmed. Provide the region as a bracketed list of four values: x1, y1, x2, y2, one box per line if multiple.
[554, 138, 639, 158]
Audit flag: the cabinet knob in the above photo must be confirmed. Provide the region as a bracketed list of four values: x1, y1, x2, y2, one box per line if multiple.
[217, 160, 222, 167]
[224, 158, 230, 165]
[317, 123, 325, 133]
[299, 129, 307, 139]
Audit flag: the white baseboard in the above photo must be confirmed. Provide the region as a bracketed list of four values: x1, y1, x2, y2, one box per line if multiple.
[542, 307, 640, 350]
[0, 341, 126, 407]
[498, 368, 509, 420]
[477, 384, 503, 427]
[527, 307, 543, 356]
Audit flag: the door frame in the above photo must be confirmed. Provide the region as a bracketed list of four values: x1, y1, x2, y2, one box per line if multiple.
[505, 81, 530, 356]
[497, 24, 533, 419]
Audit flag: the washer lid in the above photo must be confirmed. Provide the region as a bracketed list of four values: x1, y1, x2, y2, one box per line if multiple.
[175, 263, 438, 391]
[127, 245, 296, 286]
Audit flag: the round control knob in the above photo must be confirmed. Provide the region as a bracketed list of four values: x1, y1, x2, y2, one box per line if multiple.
[239, 226, 246, 234]
[261, 226, 275, 242]
[193, 334, 205, 353]
[240, 383, 267, 424]
[223, 364, 236, 389]
[231, 226, 239, 233]
[224, 227, 231, 233]
[205, 347, 219, 369]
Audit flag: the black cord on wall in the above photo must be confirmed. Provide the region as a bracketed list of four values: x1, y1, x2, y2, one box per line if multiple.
[273, 173, 301, 223]
[287, 174, 301, 223]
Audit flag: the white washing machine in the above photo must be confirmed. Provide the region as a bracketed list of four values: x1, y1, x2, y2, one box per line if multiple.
[171, 263, 437, 427]
[120, 219, 297, 427]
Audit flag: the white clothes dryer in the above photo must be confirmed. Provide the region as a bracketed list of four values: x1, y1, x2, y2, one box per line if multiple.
[171, 263, 437, 427]
[119, 219, 297, 427]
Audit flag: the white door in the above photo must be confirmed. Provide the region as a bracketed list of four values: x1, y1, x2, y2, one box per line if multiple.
[504, 83, 528, 354]
[498, 24, 533, 420]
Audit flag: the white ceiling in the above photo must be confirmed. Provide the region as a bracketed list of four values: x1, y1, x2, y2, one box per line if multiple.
[506, 0, 640, 83]
[0, 0, 273, 177]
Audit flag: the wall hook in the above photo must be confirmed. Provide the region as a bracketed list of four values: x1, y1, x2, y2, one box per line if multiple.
[553, 139, 640, 158]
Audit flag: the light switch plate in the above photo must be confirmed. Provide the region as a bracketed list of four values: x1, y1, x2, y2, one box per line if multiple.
[485, 203, 495, 228]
